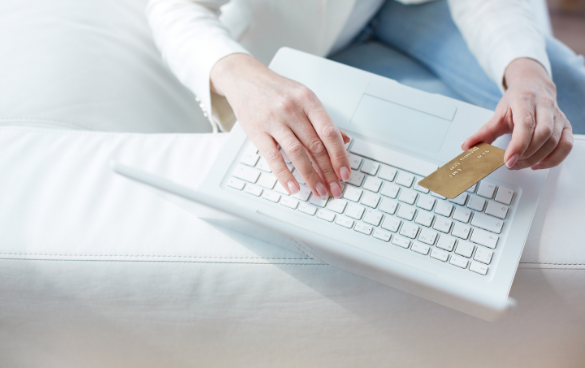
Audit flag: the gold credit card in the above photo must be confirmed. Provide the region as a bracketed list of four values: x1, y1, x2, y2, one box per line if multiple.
[418, 143, 505, 199]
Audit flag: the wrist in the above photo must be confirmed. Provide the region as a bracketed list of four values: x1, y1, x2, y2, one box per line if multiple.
[504, 57, 552, 89]
[210, 53, 263, 96]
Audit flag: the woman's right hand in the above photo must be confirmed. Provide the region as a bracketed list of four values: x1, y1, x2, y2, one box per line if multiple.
[210, 53, 351, 198]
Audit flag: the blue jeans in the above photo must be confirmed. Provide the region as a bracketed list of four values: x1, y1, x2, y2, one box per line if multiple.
[330, 0, 585, 134]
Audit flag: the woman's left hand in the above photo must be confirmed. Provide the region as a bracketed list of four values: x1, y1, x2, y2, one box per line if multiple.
[462, 58, 573, 170]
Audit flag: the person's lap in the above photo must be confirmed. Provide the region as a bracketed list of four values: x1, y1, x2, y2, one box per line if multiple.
[330, 0, 585, 134]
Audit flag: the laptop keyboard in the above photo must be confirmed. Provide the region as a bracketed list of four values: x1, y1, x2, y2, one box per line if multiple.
[228, 139, 516, 277]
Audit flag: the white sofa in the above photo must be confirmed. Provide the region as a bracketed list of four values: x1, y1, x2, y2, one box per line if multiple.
[1, 1, 584, 367]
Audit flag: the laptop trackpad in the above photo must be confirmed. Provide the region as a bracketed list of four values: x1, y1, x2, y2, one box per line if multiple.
[350, 92, 455, 153]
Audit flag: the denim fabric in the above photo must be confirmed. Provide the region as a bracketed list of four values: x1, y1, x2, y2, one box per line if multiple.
[330, 0, 585, 133]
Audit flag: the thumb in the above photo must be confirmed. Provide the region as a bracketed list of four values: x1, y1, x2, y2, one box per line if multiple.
[461, 109, 510, 151]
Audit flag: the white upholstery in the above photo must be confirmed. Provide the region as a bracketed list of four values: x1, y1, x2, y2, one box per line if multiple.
[1, 0, 583, 367]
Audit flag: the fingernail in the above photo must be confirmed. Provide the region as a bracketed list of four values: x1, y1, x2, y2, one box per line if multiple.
[511, 163, 522, 171]
[340, 166, 351, 181]
[315, 182, 328, 197]
[506, 154, 519, 169]
[532, 163, 543, 170]
[330, 182, 342, 198]
[287, 181, 299, 194]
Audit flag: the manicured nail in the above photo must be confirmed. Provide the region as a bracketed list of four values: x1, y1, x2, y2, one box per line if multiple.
[315, 182, 328, 197]
[506, 154, 519, 169]
[511, 163, 522, 171]
[287, 181, 299, 194]
[340, 166, 351, 181]
[531, 163, 543, 170]
[330, 182, 342, 198]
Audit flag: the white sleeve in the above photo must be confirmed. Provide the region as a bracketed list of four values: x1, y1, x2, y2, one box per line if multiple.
[146, 0, 251, 122]
[448, 0, 551, 92]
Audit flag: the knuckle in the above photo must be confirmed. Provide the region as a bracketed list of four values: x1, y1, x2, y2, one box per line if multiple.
[277, 97, 296, 114]
[308, 139, 326, 155]
[296, 86, 315, 102]
[520, 113, 536, 130]
[541, 96, 555, 109]
[285, 142, 304, 159]
[274, 167, 291, 180]
[321, 124, 339, 140]
[538, 124, 553, 140]
[520, 90, 536, 102]
[263, 147, 281, 163]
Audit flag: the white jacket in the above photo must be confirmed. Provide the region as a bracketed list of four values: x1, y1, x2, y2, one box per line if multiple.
[146, 0, 551, 130]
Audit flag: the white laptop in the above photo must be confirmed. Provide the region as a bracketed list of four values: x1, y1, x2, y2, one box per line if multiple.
[113, 47, 547, 321]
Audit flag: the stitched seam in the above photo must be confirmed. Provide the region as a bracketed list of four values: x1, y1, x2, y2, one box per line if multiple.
[0, 253, 310, 259]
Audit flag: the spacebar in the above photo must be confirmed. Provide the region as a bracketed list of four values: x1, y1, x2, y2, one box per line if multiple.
[350, 138, 438, 176]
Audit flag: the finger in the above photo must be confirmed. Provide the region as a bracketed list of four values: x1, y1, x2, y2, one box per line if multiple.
[462, 106, 511, 151]
[273, 127, 329, 198]
[519, 98, 555, 160]
[290, 119, 343, 198]
[252, 132, 300, 195]
[340, 130, 351, 144]
[505, 98, 538, 168]
[303, 92, 351, 183]
[514, 114, 562, 169]
[532, 122, 573, 169]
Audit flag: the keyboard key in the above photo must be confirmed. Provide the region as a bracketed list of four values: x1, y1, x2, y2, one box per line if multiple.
[335, 215, 354, 228]
[396, 171, 414, 187]
[470, 228, 499, 249]
[434, 201, 454, 217]
[381, 217, 401, 232]
[244, 184, 263, 197]
[234, 165, 261, 183]
[431, 191, 446, 199]
[274, 182, 290, 195]
[292, 169, 305, 184]
[361, 192, 380, 208]
[452, 222, 471, 239]
[477, 181, 497, 199]
[299, 202, 317, 215]
[241, 153, 260, 167]
[398, 188, 418, 205]
[344, 186, 363, 202]
[397, 205, 416, 221]
[416, 195, 435, 211]
[280, 197, 299, 209]
[449, 193, 468, 206]
[415, 211, 434, 227]
[348, 154, 362, 170]
[485, 201, 509, 219]
[470, 262, 488, 275]
[360, 159, 380, 175]
[293, 185, 311, 201]
[363, 176, 383, 192]
[467, 195, 486, 212]
[455, 240, 475, 258]
[346, 203, 365, 219]
[245, 143, 259, 156]
[262, 191, 281, 203]
[363, 209, 383, 226]
[317, 209, 336, 222]
[328, 198, 347, 213]
[495, 187, 514, 205]
[449, 255, 469, 269]
[400, 222, 419, 239]
[453, 206, 472, 223]
[471, 212, 503, 234]
[431, 248, 449, 262]
[436, 235, 456, 251]
[380, 182, 400, 198]
[466, 183, 477, 193]
[433, 216, 453, 233]
[418, 228, 438, 245]
[227, 177, 245, 190]
[473, 246, 493, 264]
[309, 193, 329, 207]
[413, 178, 430, 193]
[257, 173, 277, 189]
[392, 235, 411, 248]
[411, 242, 430, 255]
[256, 157, 271, 172]
[378, 165, 397, 181]
[379, 198, 398, 214]
[355, 222, 373, 235]
[373, 228, 391, 242]
[348, 171, 365, 186]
